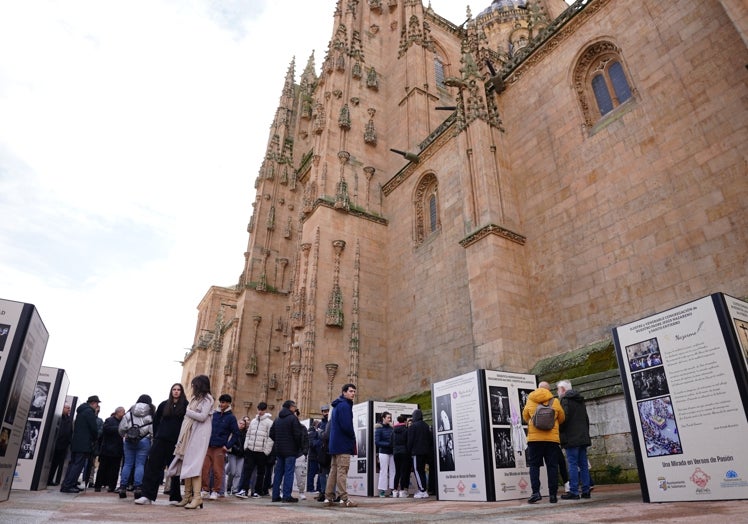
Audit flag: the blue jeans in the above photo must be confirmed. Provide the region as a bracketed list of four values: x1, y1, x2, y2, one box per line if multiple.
[272, 455, 296, 500]
[565, 446, 591, 495]
[120, 438, 151, 489]
[306, 459, 319, 492]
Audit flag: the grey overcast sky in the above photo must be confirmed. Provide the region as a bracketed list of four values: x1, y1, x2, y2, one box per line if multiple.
[0, 1, 569, 411]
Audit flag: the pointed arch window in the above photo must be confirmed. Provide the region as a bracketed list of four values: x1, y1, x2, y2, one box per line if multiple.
[574, 41, 636, 132]
[434, 55, 445, 89]
[414, 173, 440, 244]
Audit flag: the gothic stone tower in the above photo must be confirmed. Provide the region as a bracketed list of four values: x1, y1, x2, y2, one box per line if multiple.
[181, 0, 748, 420]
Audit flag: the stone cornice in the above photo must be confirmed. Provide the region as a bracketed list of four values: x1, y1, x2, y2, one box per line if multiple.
[302, 197, 388, 226]
[500, 0, 611, 88]
[425, 8, 462, 37]
[382, 113, 457, 197]
[459, 223, 526, 248]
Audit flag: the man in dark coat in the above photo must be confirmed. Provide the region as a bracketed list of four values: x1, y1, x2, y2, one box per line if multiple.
[94, 406, 125, 492]
[558, 379, 592, 500]
[323, 383, 357, 508]
[269, 399, 304, 502]
[60, 395, 101, 493]
[47, 403, 73, 486]
[407, 408, 433, 499]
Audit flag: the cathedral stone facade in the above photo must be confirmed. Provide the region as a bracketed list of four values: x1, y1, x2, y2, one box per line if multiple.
[181, 0, 748, 444]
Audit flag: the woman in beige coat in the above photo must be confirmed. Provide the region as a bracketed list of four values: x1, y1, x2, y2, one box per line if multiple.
[168, 374, 213, 509]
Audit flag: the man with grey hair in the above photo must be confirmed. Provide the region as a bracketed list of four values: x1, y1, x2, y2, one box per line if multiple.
[557, 379, 592, 500]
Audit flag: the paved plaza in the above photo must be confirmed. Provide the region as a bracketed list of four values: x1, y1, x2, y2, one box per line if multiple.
[1, 484, 747, 523]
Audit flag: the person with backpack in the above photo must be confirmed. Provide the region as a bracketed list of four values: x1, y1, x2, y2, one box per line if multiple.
[117, 394, 155, 500]
[522, 381, 565, 504]
[557, 379, 592, 500]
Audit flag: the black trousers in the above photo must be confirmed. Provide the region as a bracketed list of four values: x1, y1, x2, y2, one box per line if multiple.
[393, 453, 411, 490]
[95, 455, 121, 491]
[140, 438, 180, 502]
[48, 447, 68, 485]
[238, 450, 267, 494]
[527, 441, 560, 496]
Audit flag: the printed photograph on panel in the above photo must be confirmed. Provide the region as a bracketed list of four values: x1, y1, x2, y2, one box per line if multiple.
[435, 393, 453, 432]
[626, 337, 663, 372]
[20, 419, 41, 460]
[357, 459, 367, 473]
[492, 427, 516, 469]
[489, 386, 510, 425]
[4, 363, 27, 425]
[733, 318, 748, 358]
[637, 397, 683, 457]
[437, 433, 455, 472]
[0, 427, 11, 457]
[357, 429, 367, 458]
[632, 366, 670, 401]
[28, 381, 50, 419]
[0, 324, 10, 352]
[518, 389, 533, 423]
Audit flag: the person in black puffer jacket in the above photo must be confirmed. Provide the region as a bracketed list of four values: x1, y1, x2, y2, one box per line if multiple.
[407, 409, 433, 499]
[135, 383, 188, 505]
[269, 400, 304, 502]
[391, 414, 410, 497]
[374, 412, 395, 497]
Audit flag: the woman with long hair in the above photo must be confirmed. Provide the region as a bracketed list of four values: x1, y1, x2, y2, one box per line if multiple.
[134, 383, 188, 505]
[117, 394, 155, 499]
[167, 375, 213, 509]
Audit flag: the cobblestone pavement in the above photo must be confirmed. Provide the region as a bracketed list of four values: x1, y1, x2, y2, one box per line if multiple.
[1, 484, 747, 524]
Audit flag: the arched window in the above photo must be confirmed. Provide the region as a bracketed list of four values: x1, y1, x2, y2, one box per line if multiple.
[432, 41, 450, 91]
[573, 41, 636, 131]
[414, 173, 440, 244]
[434, 55, 445, 89]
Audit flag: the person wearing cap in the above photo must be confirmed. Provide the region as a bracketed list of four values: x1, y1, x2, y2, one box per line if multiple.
[60, 395, 101, 493]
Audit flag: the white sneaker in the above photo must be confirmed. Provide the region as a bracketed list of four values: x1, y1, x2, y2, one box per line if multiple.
[209, 491, 219, 500]
[299, 493, 306, 500]
[200, 490, 209, 498]
[235, 490, 248, 499]
[414, 490, 428, 499]
[564, 481, 570, 493]
[134, 496, 151, 505]
[401, 490, 409, 498]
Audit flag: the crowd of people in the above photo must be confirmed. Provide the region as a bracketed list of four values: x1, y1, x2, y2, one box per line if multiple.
[50, 379, 444, 508]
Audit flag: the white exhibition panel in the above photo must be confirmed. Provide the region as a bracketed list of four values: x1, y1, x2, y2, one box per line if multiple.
[614, 294, 748, 502]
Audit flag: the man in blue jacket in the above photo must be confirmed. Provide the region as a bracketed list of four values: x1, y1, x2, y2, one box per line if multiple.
[323, 383, 357, 508]
[201, 394, 240, 500]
